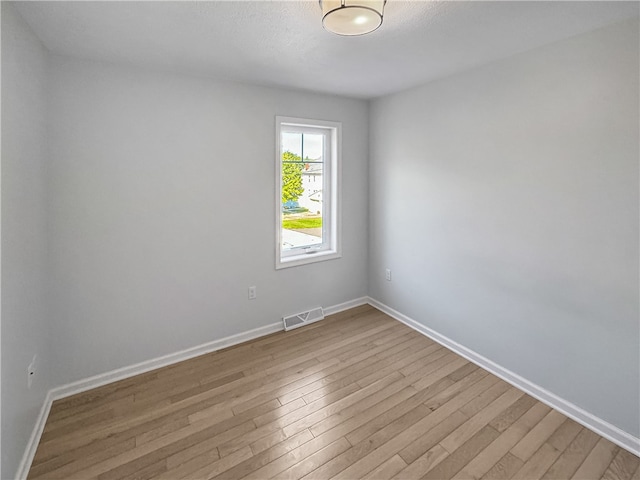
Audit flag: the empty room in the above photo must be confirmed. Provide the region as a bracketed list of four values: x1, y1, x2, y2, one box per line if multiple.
[2, 1, 639, 479]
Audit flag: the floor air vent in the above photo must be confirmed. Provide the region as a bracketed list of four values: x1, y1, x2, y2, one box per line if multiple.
[283, 307, 324, 331]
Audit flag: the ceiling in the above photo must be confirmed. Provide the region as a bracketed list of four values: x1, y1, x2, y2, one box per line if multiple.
[13, 1, 640, 99]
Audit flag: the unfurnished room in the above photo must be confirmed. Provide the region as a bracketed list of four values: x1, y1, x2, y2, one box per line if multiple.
[2, 1, 639, 479]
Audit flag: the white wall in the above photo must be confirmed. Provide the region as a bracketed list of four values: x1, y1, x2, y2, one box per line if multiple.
[369, 19, 639, 437]
[1, 4, 53, 478]
[46, 55, 369, 386]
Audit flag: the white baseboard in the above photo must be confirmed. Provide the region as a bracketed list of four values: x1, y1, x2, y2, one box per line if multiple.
[367, 296, 640, 457]
[323, 296, 369, 316]
[15, 297, 369, 479]
[14, 391, 54, 480]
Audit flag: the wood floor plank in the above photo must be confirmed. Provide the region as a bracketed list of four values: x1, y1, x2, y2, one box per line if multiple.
[43, 392, 135, 434]
[393, 445, 450, 479]
[571, 437, 620, 480]
[91, 420, 257, 480]
[49, 371, 157, 413]
[40, 407, 118, 442]
[422, 425, 501, 479]
[356, 344, 445, 388]
[366, 332, 429, 363]
[210, 429, 315, 479]
[164, 433, 221, 471]
[399, 347, 451, 377]
[511, 442, 561, 480]
[361, 455, 408, 480]
[134, 370, 246, 407]
[249, 428, 290, 455]
[458, 380, 511, 418]
[447, 363, 480, 382]
[510, 409, 566, 462]
[301, 404, 436, 480]
[279, 331, 419, 407]
[309, 340, 435, 399]
[45, 392, 137, 431]
[135, 416, 190, 446]
[331, 376, 503, 479]
[246, 321, 398, 376]
[487, 395, 538, 433]
[481, 452, 524, 480]
[314, 326, 414, 366]
[270, 437, 352, 480]
[216, 382, 360, 458]
[345, 370, 493, 448]
[249, 398, 305, 429]
[33, 387, 287, 478]
[116, 458, 168, 480]
[422, 371, 495, 414]
[546, 418, 583, 452]
[313, 328, 415, 365]
[37, 357, 327, 461]
[27, 307, 639, 480]
[541, 426, 601, 480]
[221, 379, 360, 451]
[315, 375, 457, 452]
[175, 445, 253, 480]
[28, 437, 137, 479]
[601, 448, 640, 480]
[282, 372, 405, 437]
[398, 410, 469, 464]
[238, 430, 348, 480]
[439, 387, 523, 454]
[309, 386, 418, 438]
[160, 446, 221, 480]
[455, 402, 551, 480]
[246, 323, 381, 372]
[223, 367, 416, 462]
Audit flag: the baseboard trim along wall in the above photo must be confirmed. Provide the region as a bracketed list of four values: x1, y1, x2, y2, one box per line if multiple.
[15, 297, 368, 479]
[323, 296, 369, 316]
[16, 295, 637, 478]
[367, 297, 640, 458]
[15, 391, 54, 480]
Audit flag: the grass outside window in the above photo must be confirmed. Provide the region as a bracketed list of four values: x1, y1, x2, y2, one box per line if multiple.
[282, 217, 322, 230]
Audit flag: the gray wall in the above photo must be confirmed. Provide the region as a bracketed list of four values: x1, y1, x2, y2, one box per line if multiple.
[1, 4, 53, 478]
[46, 55, 369, 385]
[369, 19, 639, 436]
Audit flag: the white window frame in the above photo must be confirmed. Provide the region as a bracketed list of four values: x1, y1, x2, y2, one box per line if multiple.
[275, 116, 341, 269]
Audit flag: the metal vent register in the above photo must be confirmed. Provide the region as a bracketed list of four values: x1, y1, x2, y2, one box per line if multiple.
[283, 307, 325, 331]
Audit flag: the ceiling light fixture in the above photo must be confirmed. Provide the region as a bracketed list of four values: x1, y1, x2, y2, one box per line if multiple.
[320, 0, 386, 36]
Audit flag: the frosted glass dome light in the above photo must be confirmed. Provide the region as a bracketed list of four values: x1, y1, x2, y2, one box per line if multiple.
[320, 0, 386, 36]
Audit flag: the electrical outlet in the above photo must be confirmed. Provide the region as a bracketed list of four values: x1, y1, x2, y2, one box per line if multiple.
[27, 355, 37, 389]
[248, 286, 257, 300]
[385, 268, 392, 281]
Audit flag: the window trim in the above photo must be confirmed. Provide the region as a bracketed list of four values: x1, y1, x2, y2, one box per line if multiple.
[275, 116, 342, 269]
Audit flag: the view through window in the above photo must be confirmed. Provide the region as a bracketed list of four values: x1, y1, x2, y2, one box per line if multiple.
[281, 130, 325, 251]
[276, 117, 341, 269]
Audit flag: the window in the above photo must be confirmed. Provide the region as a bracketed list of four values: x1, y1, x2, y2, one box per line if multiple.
[276, 116, 341, 269]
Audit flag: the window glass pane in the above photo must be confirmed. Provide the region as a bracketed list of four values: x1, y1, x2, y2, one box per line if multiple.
[282, 132, 302, 158]
[302, 134, 323, 162]
[281, 132, 324, 252]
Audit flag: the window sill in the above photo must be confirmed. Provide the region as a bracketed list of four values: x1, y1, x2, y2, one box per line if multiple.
[276, 249, 341, 269]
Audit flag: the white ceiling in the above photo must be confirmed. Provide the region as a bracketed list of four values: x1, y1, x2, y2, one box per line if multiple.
[13, 1, 640, 99]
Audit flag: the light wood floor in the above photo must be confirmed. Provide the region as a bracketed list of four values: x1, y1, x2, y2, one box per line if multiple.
[29, 305, 639, 480]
